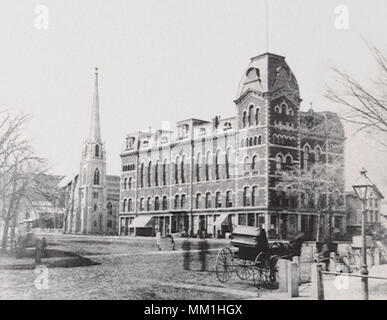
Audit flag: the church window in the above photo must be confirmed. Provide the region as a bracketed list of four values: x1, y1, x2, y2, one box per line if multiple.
[95, 145, 100, 157]
[94, 168, 100, 185]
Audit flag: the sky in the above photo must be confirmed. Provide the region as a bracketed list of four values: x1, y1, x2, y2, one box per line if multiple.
[0, 0, 386, 194]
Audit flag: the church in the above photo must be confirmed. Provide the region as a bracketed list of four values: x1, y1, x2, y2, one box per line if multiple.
[118, 52, 346, 240]
[62, 68, 120, 235]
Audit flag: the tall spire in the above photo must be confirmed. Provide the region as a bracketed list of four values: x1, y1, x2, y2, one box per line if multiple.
[89, 67, 102, 142]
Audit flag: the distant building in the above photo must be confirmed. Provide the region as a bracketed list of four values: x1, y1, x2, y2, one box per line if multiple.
[62, 68, 120, 235]
[346, 187, 384, 239]
[119, 52, 346, 240]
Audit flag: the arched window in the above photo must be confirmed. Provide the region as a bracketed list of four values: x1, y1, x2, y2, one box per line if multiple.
[140, 198, 144, 211]
[258, 135, 262, 145]
[242, 111, 247, 128]
[195, 193, 201, 209]
[249, 137, 253, 147]
[123, 178, 127, 190]
[175, 156, 179, 184]
[288, 108, 294, 116]
[140, 163, 144, 188]
[205, 192, 211, 208]
[276, 154, 283, 171]
[281, 103, 287, 114]
[253, 136, 258, 146]
[226, 191, 232, 208]
[181, 194, 186, 208]
[244, 156, 250, 172]
[128, 177, 132, 189]
[162, 196, 168, 210]
[196, 153, 201, 182]
[107, 202, 113, 215]
[123, 199, 127, 212]
[82, 168, 87, 185]
[174, 195, 180, 209]
[162, 159, 167, 186]
[155, 161, 159, 186]
[181, 155, 185, 183]
[225, 149, 230, 179]
[246, 138, 249, 147]
[147, 161, 152, 187]
[243, 187, 251, 206]
[128, 199, 132, 212]
[215, 192, 222, 208]
[273, 134, 278, 144]
[95, 144, 99, 157]
[285, 155, 292, 169]
[248, 105, 254, 126]
[205, 151, 211, 181]
[303, 145, 310, 170]
[315, 146, 321, 162]
[252, 155, 258, 170]
[215, 150, 221, 180]
[255, 108, 259, 125]
[154, 197, 160, 211]
[252, 186, 258, 206]
[93, 168, 100, 185]
[147, 197, 151, 211]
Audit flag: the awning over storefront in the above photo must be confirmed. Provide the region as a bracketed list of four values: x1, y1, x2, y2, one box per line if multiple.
[214, 213, 230, 228]
[130, 216, 153, 228]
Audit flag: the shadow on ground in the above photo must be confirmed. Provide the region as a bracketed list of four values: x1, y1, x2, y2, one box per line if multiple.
[0, 248, 99, 270]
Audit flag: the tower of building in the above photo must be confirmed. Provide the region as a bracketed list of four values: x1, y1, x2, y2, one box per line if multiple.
[79, 67, 107, 234]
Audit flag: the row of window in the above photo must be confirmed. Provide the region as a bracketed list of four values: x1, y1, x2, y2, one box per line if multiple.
[242, 105, 260, 128]
[274, 102, 294, 116]
[122, 164, 135, 172]
[241, 135, 263, 148]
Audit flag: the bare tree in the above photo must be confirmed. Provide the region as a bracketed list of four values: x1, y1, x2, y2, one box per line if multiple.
[277, 161, 345, 242]
[0, 111, 48, 251]
[325, 44, 387, 151]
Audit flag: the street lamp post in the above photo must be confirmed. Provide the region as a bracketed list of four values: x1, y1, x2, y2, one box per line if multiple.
[352, 168, 375, 300]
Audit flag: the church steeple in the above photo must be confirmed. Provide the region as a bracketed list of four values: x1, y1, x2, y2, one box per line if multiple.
[89, 67, 102, 143]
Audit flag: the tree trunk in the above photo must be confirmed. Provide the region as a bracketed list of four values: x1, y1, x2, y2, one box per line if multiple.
[316, 212, 321, 242]
[1, 217, 10, 251]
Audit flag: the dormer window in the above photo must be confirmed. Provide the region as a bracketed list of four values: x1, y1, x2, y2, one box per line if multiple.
[143, 140, 149, 147]
[245, 67, 260, 82]
[223, 122, 232, 130]
[126, 137, 135, 150]
[199, 128, 206, 136]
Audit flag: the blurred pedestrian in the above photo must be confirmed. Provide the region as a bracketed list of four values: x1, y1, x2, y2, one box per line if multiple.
[170, 235, 176, 251]
[182, 239, 191, 270]
[156, 229, 162, 251]
[198, 239, 209, 271]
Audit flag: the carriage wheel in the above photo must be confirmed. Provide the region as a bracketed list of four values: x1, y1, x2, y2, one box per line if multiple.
[268, 255, 280, 285]
[215, 247, 234, 283]
[253, 252, 268, 286]
[236, 259, 253, 280]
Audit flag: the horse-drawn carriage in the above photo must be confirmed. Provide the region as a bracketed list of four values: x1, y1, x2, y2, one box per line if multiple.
[215, 226, 304, 287]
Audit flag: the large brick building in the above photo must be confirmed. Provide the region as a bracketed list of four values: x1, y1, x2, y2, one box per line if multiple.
[119, 52, 346, 240]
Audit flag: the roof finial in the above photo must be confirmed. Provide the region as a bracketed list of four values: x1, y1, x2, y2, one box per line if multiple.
[95, 66, 99, 76]
[360, 168, 368, 177]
